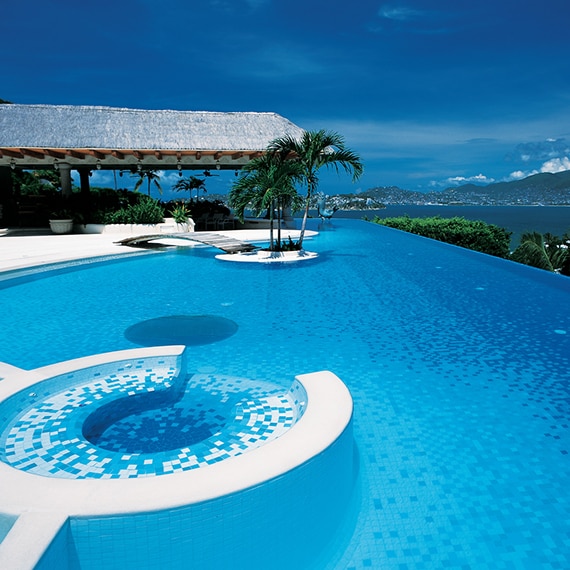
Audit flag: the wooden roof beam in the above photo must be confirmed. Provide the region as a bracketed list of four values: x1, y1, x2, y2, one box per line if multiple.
[111, 150, 125, 159]
[133, 150, 144, 160]
[88, 149, 105, 160]
[67, 149, 86, 159]
[45, 149, 67, 160]
[21, 148, 44, 159]
[0, 149, 24, 158]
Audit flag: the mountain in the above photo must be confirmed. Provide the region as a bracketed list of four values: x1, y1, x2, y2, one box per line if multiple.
[361, 170, 570, 206]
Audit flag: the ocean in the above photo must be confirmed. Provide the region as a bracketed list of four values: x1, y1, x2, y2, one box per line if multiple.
[334, 205, 570, 247]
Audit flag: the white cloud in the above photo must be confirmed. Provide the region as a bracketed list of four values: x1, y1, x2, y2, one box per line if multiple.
[508, 156, 570, 180]
[540, 156, 570, 173]
[436, 173, 495, 187]
[509, 170, 531, 180]
[463, 173, 492, 183]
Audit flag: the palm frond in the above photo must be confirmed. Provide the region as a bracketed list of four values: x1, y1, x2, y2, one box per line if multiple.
[511, 232, 554, 271]
[267, 128, 363, 246]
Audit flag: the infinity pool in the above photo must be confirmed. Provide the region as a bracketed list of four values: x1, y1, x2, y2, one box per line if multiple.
[1, 218, 570, 568]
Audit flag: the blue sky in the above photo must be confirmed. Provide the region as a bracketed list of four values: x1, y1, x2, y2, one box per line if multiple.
[2, 0, 570, 198]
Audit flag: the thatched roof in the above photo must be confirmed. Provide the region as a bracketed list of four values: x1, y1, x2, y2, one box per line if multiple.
[0, 104, 305, 171]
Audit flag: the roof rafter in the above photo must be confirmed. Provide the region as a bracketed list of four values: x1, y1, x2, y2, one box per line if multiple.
[21, 148, 44, 159]
[0, 149, 24, 158]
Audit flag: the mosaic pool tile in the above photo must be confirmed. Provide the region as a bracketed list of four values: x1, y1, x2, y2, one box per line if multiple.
[0, 359, 306, 479]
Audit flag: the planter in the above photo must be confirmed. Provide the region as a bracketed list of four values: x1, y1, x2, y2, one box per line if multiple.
[216, 249, 319, 264]
[49, 219, 74, 235]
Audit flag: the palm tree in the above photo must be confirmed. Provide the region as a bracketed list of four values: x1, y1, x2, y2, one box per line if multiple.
[133, 169, 162, 197]
[228, 154, 303, 251]
[511, 231, 570, 273]
[268, 129, 363, 247]
[173, 175, 206, 202]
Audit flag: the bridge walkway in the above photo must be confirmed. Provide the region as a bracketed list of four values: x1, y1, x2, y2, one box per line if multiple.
[115, 232, 259, 254]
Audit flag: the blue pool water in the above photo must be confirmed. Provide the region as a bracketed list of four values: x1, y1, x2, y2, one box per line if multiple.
[1, 218, 570, 568]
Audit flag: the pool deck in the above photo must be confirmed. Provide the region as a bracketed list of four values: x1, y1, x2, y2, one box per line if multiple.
[0, 227, 315, 273]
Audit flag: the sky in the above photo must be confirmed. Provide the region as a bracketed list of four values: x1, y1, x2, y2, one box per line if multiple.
[2, 0, 570, 199]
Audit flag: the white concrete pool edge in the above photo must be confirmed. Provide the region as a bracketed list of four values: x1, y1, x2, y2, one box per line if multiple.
[0, 346, 353, 569]
[0, 229, 318, 273]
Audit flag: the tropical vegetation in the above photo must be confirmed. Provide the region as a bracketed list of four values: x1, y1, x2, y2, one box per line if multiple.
[228, 154, 304, 251]
[133, 169, 162, 196]
[372, 215, 512, 258]
[173, 176, 207, 202]
[267, 129, 363, 247]
[511, 231, 570, 276]
[103, 195, 165, 224]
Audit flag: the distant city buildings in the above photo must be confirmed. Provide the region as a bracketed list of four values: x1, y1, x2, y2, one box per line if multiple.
[317, 173, 570, 209]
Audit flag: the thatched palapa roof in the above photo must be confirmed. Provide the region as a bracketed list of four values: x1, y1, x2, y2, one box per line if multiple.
[0, 104, 305, 171]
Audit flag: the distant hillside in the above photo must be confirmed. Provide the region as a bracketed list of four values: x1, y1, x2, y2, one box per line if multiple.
[362, 170, 570, 206]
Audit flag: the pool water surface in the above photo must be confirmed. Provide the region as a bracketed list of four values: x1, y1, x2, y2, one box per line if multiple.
[1, 219, 570, 568]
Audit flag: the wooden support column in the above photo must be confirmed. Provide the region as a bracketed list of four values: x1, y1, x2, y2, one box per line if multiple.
[58, 162, 72, 198]
[78, 168, 91, 218]
[78, 168, 90, 195]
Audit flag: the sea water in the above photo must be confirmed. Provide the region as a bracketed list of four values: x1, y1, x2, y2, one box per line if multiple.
[337, 204, 570, 246]
[0, 219, 569, 568]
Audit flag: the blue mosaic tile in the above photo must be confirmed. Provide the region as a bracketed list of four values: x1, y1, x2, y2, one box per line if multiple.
[0, 359, 306, 479]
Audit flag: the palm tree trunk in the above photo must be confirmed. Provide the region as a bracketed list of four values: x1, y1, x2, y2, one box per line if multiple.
[277, 197, 282, 249]
[269, 199, 275, 251]
[297, 179, 313, 249]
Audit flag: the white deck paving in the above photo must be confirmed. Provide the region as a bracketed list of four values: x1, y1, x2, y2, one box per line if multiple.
[0, 228, 316, 272]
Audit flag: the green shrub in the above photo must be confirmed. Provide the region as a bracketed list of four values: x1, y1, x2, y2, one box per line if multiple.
[280, 236, 302, 251]
[103, 196, 165, 224]
[372, 215, 511, 258]
[169, 203, 191, 224]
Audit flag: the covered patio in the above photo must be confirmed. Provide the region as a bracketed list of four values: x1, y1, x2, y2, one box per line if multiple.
[0, 104, 304, 224]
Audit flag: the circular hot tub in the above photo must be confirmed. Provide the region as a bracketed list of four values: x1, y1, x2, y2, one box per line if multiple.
[0, 349, 306, 479]
[0, 346, 354, 570]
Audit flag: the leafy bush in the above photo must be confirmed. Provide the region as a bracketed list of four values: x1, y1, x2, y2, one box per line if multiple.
[372, 215, 512, 258]
[103, 196, 165, 224]
[169, 203, 191, 224]
[280, 236, 302, 251]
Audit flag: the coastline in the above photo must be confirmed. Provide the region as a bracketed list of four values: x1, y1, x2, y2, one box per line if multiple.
[331, 204, 570, 247]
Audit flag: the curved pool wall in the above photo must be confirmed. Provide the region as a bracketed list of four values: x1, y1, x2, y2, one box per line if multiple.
[0, 347, 355, 569]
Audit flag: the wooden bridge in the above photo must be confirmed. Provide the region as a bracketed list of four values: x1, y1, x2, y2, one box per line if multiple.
[115, 232, 259, 254]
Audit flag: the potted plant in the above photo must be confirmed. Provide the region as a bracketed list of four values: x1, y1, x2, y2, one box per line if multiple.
[170, 204, 193, 232]
[49, 210, 74, 234]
